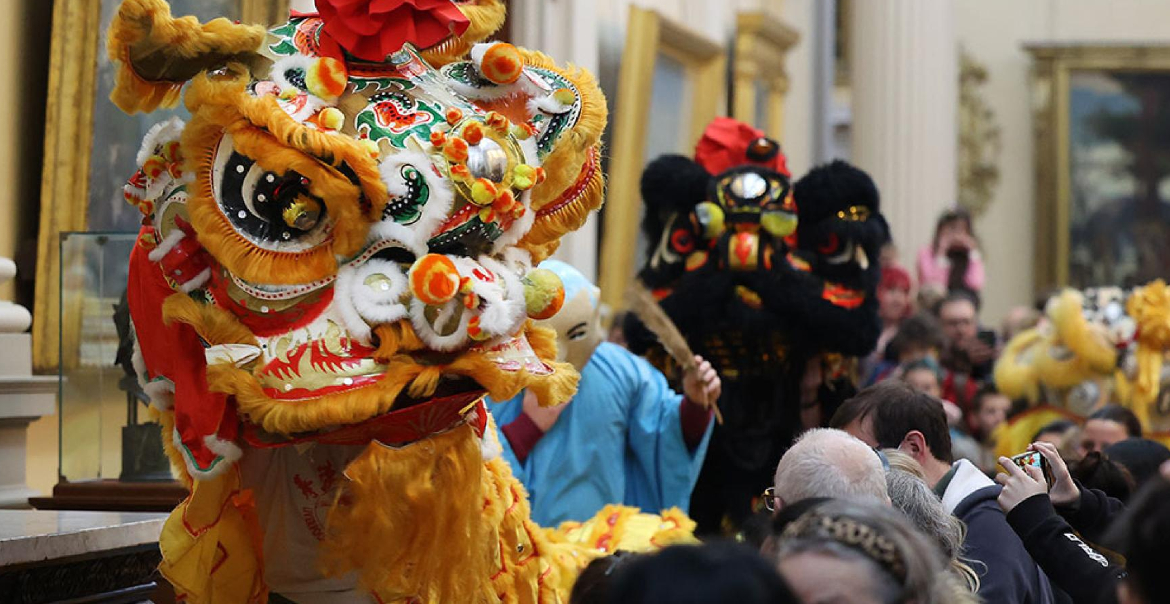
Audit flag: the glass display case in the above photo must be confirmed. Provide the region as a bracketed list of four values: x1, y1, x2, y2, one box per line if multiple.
[32, 232, 185, 511]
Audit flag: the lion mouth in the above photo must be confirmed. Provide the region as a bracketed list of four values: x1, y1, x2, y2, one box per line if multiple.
[242, 384, 487, 448]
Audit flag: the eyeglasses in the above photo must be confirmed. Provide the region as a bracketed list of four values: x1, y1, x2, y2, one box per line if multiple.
[762, 486, 779, 512]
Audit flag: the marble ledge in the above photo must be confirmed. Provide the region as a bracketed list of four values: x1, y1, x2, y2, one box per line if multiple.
[0, 510, 166, 567]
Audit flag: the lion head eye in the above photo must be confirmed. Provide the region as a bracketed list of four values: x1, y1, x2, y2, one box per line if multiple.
[215, 143, 332, 251]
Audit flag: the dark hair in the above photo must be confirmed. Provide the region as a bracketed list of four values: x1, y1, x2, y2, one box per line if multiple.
[972, 384, 1005, 414]
[1070, 452, 1135, 503]
[931, 208, 974, 252]
[1087, 405, 1143, 438]
[570, 551, 638, 604]
[935, 288, 981, 315]
[1031, 418, 1077, 443]
[1106, 477, 1170, 603]
[1103, 438, 1170, 490]
[607, 542, 797, 604]
[884, 313, 945, 362]
[932, 209, 979, 293]
[830, 381, 953, 463]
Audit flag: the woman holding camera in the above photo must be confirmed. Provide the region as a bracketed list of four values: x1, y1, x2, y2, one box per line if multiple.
[918, 208, 985, 296]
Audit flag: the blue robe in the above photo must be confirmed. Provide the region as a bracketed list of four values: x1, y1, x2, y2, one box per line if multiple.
[489, 342, 713, 526]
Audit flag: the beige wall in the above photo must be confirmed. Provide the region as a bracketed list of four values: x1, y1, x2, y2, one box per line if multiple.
[956, 0, 1170, 326]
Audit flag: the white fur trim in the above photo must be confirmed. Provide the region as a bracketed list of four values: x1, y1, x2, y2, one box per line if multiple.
[173, 428, 242, 480]
[447, 79, 515, 102]
[500, 247, 534, 273]
[350, 259, 410, 325]
[136, 117, 185, 167]
[452, 257, 520, 338]
[361, 222, 427, 258]
[143, 386, 173, 409]
[132, 336, 175, 411]
[147, 229, 186, 263]
[480, 413, 503, 462]
[178, 267, 211, 293]
[518, 136, 540, 167]
[333, 266, 374, 344]
[410, 297, 471, 351]
[477, 255, 527, 336]
[532, 93, 573, 115]
[378, 151, 455, 240]
[131, 337, 148, 390]
[143, 382, 175, 411]
[469, 43, 493, 72]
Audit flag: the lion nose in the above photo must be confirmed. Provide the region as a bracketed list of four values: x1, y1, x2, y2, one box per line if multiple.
[728, 231, 759, 271]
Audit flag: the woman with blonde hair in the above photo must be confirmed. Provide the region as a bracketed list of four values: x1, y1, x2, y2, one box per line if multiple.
[775, 499, 976, 604]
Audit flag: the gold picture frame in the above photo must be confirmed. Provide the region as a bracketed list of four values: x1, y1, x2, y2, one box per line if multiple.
[598, 6, 726, 311]
[732, 11, 799, 138]
[33, 0, 288, 371]
[1027, 44, 1170, 294]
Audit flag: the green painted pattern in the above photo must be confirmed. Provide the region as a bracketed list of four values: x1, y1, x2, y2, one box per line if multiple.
[267, 19, 302, 57]
[388, 165, 429, 225]
[354, 90, 444, 149]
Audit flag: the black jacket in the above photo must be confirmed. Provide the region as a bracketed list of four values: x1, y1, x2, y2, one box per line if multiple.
[1054, 480, 1126, 545]
[1007, 494, 1126, 604]
[954, 484, 1056, 604]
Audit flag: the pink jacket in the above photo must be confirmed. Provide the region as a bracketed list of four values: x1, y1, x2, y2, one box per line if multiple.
[917, 246, 985, 292]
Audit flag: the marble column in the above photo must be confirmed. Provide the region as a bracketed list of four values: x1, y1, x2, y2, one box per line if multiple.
[0, 258, 56, 508]
[849, 0, 957, 271]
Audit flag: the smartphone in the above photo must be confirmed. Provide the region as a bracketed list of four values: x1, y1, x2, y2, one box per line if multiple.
[1010, 451, 1053, 487]
[977, 329, 997, 348]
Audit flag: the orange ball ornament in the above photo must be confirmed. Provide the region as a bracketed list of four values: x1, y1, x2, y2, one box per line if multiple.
[409, 254, 461, 306]
[480, 43, 523, 85]
[306, 57, 348, 101]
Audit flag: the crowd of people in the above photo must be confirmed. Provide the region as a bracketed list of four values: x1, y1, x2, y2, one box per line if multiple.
[558, 380, 1170, 603]
[495, 209, 1170, 604]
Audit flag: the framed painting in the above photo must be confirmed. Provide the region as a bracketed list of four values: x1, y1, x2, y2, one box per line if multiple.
[597, 6, 726, 311]
[732, 11, 799, 138]
[33, 0, 289, 370]
[1028, 44, 1170, 293]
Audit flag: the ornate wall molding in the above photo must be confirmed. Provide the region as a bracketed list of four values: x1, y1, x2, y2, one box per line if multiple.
[957, 47, 1001, 218]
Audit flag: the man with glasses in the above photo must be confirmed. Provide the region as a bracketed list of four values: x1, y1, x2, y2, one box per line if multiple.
[936, 289, 995, 414]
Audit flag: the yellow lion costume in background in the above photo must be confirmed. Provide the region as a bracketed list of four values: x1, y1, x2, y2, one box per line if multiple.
[112, 1, 692, 601]
[994, 282, 1170, 457]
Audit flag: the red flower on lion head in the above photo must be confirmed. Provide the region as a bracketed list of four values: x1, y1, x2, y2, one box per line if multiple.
[315, 0, 471, 62]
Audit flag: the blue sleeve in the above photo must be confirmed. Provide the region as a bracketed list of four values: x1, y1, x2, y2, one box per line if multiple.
[486, 394, 528, 480]
[599, 344, 712, 514]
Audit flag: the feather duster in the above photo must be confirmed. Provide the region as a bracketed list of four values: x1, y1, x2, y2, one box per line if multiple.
[628, 280, 724, 424]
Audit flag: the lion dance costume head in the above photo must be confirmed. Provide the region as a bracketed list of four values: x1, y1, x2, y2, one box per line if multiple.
[112, 1, 691, 601]
[994, 281, 1170, 456]
[625, 117, 889, 531]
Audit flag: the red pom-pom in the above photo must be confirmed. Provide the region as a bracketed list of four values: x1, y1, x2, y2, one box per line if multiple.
[316, 0, 471, 62]
[693, 117, 790, 177]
